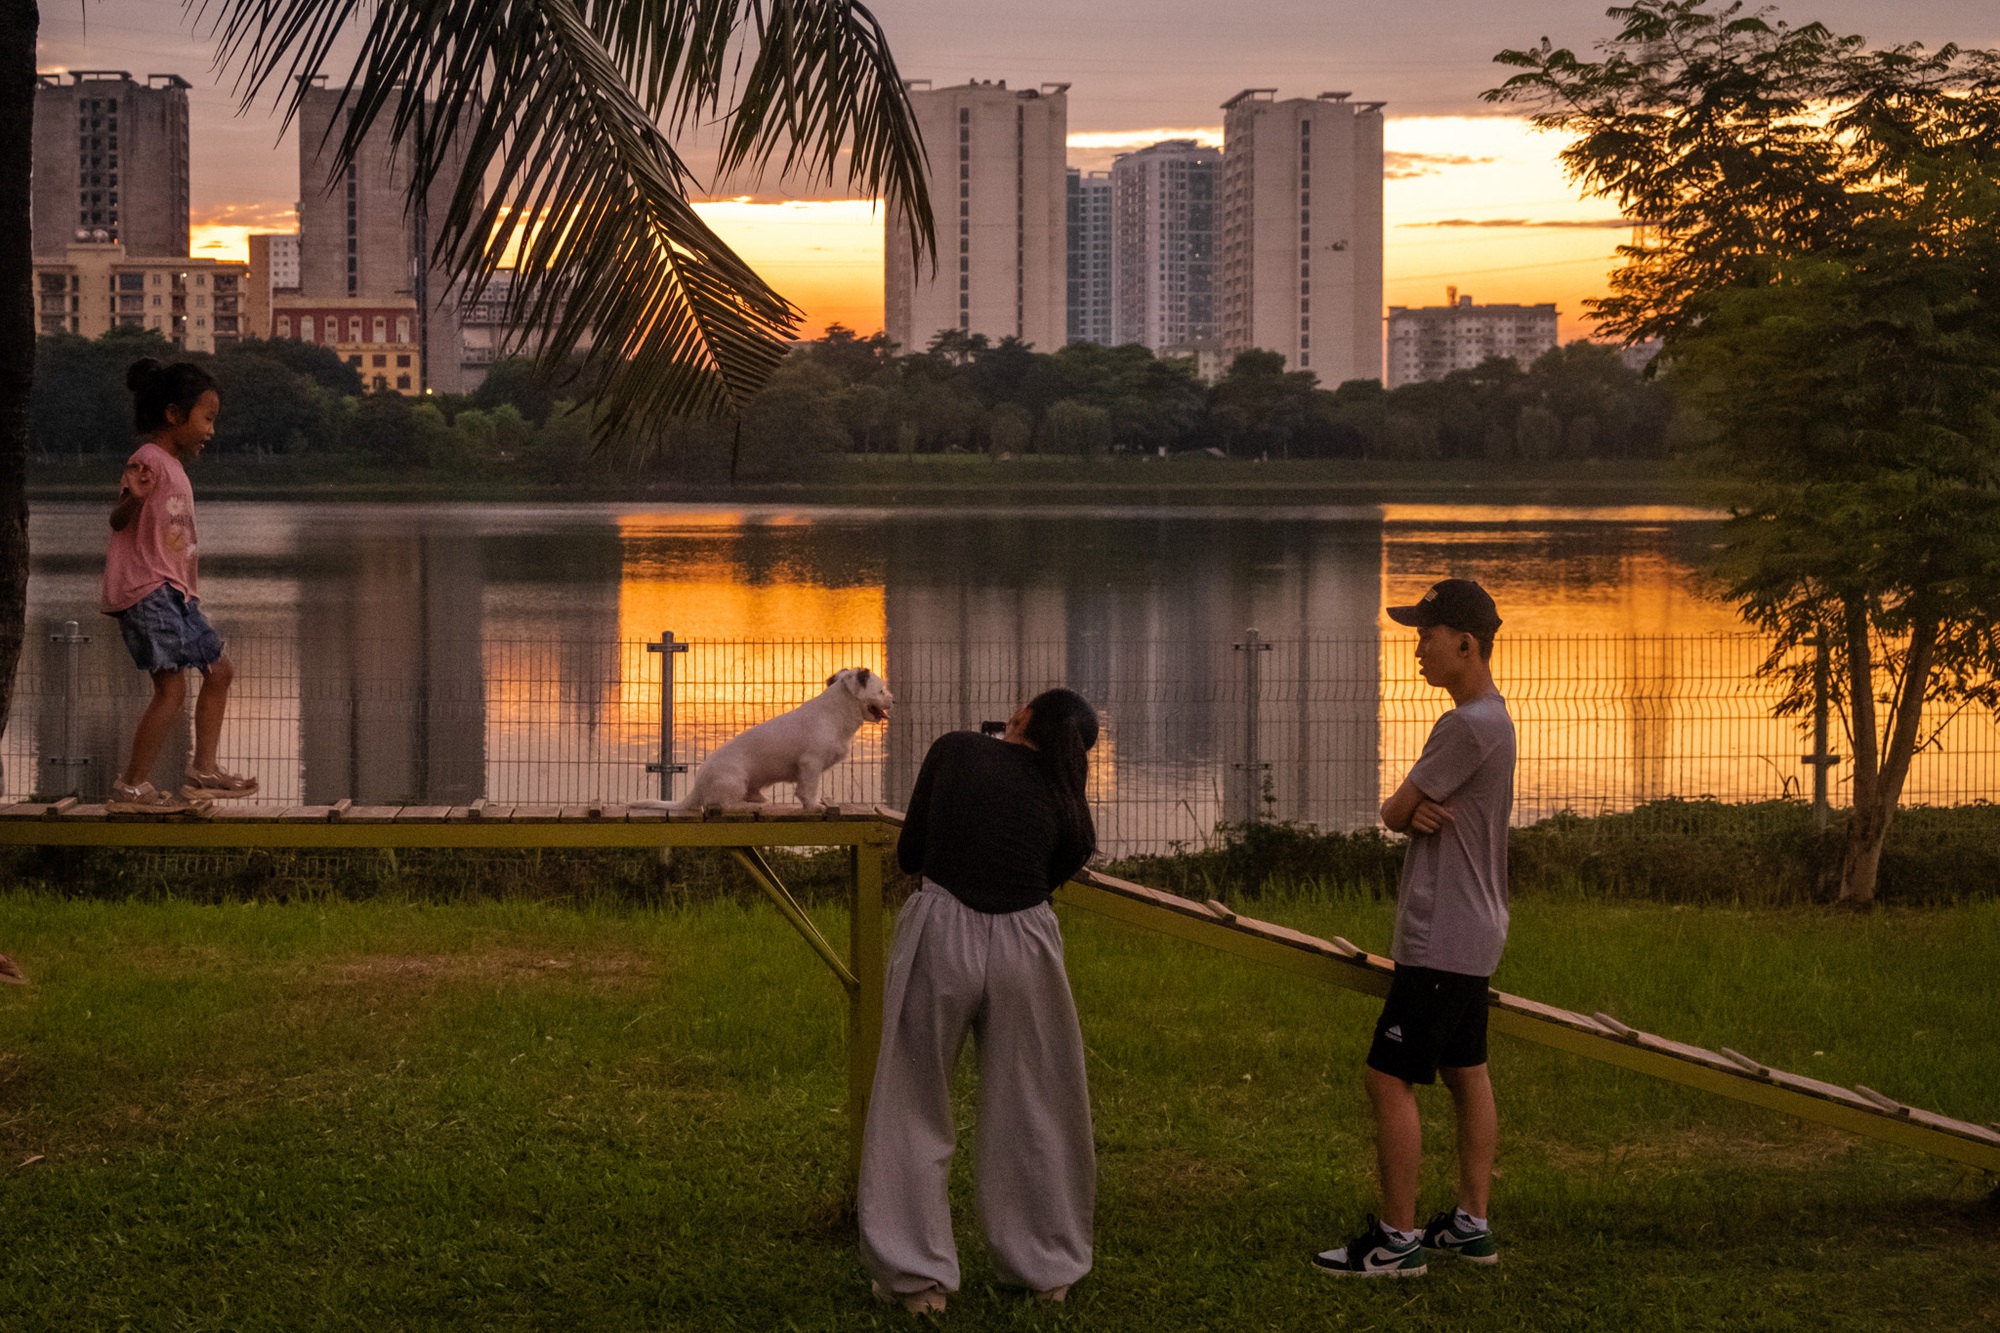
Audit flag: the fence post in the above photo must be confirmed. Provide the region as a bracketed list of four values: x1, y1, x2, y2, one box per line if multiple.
[1233, 627, 1271, 824]
[42, 620, 92, 798]
[1801, 633, 1839, 830]
[646, 630, 690, 801]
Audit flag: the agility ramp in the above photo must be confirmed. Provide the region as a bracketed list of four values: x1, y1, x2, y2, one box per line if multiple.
[1056, 862, 2000, 1173]
[0, 799, 1993, 1174]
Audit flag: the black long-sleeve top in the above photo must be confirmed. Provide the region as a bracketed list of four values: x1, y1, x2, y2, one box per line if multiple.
[896, 730, 1093, 914]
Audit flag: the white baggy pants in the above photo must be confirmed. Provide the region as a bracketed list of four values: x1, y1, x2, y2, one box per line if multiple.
[858, 882, 1095, 1296]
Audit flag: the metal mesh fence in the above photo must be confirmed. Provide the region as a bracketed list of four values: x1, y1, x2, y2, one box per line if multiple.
[8, 624, 1998, 856]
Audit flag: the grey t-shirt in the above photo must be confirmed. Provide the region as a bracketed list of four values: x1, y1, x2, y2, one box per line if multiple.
[1391, 691, 1516, 978]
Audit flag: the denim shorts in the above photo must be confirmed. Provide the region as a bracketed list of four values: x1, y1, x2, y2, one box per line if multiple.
[113, 584, 224, 674]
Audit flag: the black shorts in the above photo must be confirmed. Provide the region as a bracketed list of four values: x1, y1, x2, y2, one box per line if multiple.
[1365, 964, 1491, 1085]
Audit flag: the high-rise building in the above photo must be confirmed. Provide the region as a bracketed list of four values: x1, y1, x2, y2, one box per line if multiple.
[245, 232, 301, 340]
[32, 239, 244, 351]
[295, 80, 468, 390]
[1218, 89, 1384, 385]
[32, 71, 191, 260]
[1066, 168, 1112, 345]
[1110, 140, 1221, 353]
[885, 79, 1069, 354]
[1385, 291, 1559, 387]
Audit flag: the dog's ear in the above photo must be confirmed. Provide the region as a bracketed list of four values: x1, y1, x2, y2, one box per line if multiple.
[826, 671, 841, 687]
[856, 667, 872, 684]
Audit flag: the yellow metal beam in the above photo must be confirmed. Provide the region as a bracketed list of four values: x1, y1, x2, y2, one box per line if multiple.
[849, 844, 887, 1176]
[726, 847, 858, 994]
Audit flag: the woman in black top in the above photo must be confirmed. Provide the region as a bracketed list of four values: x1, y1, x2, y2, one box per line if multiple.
[859, 689, 1099, 1316]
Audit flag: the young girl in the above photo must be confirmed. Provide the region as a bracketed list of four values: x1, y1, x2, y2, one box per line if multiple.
[102, 359, 257, 813]
[860, 688, 1101, 1316]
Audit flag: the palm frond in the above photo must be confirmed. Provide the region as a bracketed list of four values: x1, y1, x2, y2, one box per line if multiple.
[197, 0, 932, 429]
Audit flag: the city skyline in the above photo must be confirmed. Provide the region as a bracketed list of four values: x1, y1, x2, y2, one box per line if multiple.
[32, 1, 1999, 349]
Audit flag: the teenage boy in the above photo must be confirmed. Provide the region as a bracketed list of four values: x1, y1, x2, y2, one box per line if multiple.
[1315, 578, 1514, 1278]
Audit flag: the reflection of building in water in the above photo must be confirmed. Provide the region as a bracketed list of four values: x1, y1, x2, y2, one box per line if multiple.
[299, 534, 486, 803]
[881, 516, 1382, 841]
[1620, 578, 1675, 803]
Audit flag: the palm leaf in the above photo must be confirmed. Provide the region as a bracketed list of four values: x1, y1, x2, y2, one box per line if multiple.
[197, 0, 932, 429]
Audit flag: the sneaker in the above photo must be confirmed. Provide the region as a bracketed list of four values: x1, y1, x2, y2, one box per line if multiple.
[871, 1279, 947, 1316]
[1422, 1209, 1499, 1264]
[1035, 1284, 1072, 1303]
[1312, 1216, 1428, 1278]
[183, 767, 258, 800]
[108, 781, 194, 815]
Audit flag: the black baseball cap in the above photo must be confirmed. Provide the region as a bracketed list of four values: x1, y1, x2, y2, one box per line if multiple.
[1387, 579, 1502, 639]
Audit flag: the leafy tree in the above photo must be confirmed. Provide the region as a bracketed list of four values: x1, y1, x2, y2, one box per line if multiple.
[344, 390, 421, 466]
[1043, 399, 1113, 457]
[0, 0, 931, 782]
[1206, 350, 1318, 458]
[984, 402, 1032, 456]
[1524, 342, 1672, 460]
[1039, 343, 1204, 454]
[1490, 0, 2000, 904]
[28, 329, 169, 457]
[471, 356, 560, 425]
[226, 337, 363, 396]
[805, 324, 898, 387]
[205, 352, 341, 455]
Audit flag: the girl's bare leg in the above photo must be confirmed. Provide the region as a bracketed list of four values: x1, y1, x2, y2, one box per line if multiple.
[120, 669, 187, 788]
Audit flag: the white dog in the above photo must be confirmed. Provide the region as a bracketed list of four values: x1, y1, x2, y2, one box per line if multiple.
[662, 667, 892, 812]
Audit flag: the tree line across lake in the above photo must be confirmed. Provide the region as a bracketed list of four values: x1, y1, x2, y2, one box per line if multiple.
[30, 324, 1674, 483]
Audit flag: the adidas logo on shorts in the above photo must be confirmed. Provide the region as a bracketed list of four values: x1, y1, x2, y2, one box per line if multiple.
[1384, 1024, 1404, 1042]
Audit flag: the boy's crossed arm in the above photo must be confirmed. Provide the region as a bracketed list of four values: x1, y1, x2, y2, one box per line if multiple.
[1381, 777, 1453, 835]
[109, 458, 155, 532]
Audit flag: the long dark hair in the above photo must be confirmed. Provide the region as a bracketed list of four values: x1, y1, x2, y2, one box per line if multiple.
[127, 358, 218, 433]
[1023, 688, 1099, 856]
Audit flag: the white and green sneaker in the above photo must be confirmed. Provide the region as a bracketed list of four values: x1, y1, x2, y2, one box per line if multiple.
[1421, 1209, 1499, 1264]
[1312, 1216, 1428, 1278]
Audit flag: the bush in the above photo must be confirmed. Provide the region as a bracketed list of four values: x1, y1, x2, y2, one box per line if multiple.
[1107, 801, 2000, 907]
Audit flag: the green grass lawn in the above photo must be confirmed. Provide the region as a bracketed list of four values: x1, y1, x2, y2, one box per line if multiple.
[1, 890, 1994, 1331]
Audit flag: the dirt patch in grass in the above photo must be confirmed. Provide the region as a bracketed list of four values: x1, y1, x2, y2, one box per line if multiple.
[321, 948, 659, 989]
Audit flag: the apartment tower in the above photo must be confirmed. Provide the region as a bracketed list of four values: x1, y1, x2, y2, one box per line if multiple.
[1218, 90, 1384, 384]
[1066, 168, 1112, 345]
[1386, 290, 1560, 387]
[886, 80, 1069, 354]
[32, 71, 191, 259]
[1109, 139, 1221, 353]
[245, 232, 301, 340]
[294, 81, 469, 390]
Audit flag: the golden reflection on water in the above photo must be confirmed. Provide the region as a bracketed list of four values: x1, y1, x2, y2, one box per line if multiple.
[614, 513, 887, 735]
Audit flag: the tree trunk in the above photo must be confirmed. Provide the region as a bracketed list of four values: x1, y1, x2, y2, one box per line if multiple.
[0, 1, 38, 797]
[1836, 604, 1941, 908]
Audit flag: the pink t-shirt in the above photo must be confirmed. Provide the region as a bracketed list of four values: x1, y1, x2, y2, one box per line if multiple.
[101, 441, 199, 613]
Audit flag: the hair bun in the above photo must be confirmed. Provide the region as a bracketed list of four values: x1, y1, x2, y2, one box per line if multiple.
[125, 358, 163, 393]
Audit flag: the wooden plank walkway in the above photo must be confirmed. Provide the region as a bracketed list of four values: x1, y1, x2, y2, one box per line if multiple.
[0, 801, 901, 850]
[0, 800, 1992, 1174]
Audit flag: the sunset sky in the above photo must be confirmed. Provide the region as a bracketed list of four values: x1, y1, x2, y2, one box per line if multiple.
[35, 1, 1999, 346]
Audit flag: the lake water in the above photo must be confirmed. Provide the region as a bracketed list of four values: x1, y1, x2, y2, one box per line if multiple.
[13, 502, 1995, 852]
